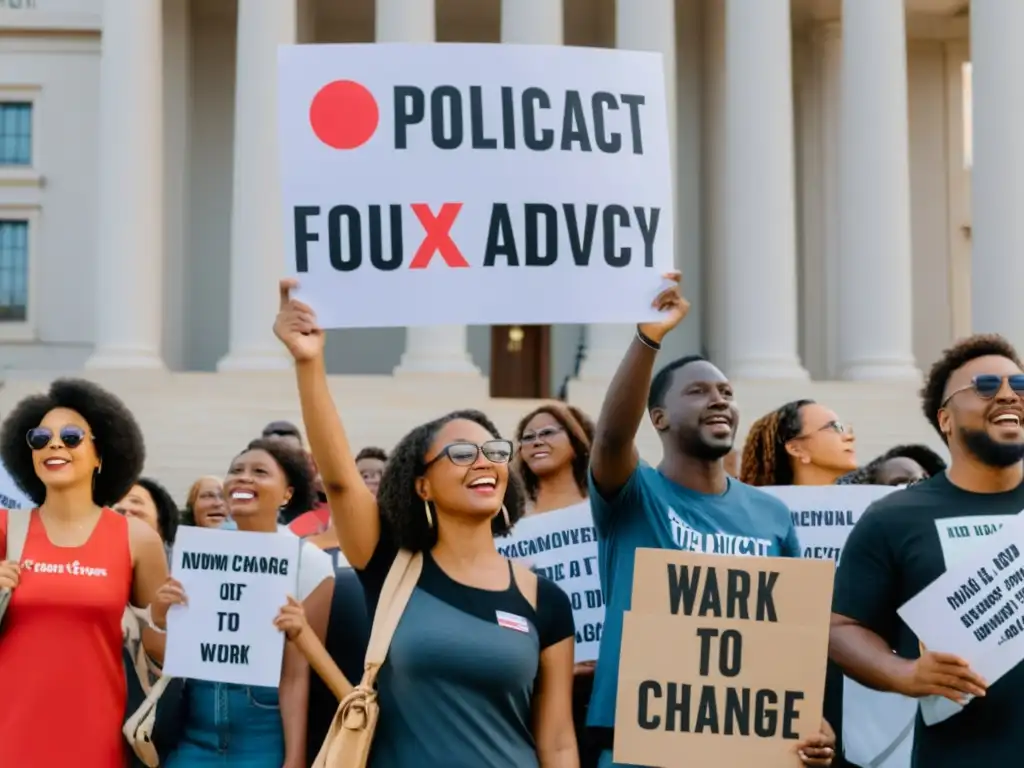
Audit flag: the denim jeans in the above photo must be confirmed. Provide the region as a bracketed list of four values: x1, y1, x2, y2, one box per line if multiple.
[164, 680, 284, 767]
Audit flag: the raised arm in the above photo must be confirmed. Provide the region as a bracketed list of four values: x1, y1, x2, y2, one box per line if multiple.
[590, 272, 690, 496]
[274, 279, 380, 568]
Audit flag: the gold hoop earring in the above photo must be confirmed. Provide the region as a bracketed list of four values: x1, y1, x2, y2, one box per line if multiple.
[501, 504, 510, 528]
[424, 499, 434, 528]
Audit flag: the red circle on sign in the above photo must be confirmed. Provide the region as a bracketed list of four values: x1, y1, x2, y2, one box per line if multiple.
[309, 80, 379, 150]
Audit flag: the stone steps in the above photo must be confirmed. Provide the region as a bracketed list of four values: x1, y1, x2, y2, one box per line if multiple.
[0, 371, 944, 504]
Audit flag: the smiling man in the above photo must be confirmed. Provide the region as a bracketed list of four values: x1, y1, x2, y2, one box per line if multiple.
[830, 334, 1024, 768]
[585, 274, 824, 768]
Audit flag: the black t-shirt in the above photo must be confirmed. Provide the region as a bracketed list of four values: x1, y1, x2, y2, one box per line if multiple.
[833, 472, 1024, 767]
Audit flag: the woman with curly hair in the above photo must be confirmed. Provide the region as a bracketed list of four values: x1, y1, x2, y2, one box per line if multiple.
[740, 399, 858, 487]
[117, 476, 180, 550]
[155, 438, 334, 768]
[514, 403, 599, 768]
[0, 378, 168, 767]
[274, 280, 578, 768]
[180, 475, 228, 528]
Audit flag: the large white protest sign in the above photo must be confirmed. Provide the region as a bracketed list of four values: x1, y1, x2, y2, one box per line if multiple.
[496, 501, 603, 662]
[763, 485, 914, 768]
[164, 526, 300, 687]
[899, 512, 1024, 725]
[278, 43, 673, 329]
[0, 461, 31, 510]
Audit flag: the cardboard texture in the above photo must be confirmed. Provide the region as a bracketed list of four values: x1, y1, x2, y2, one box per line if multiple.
[614, 548, 835, 768]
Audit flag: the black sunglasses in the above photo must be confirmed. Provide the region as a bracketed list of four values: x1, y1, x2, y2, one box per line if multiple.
[424, 440, 514, 469]
[942, 374, 1024, 408]
[26, 425, 90, 451]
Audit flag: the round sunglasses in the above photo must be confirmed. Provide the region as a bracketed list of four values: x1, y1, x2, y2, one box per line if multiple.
[942, 374, 1024, 408]
[424, 440, 514, 469]
[26, 425, 90, 451]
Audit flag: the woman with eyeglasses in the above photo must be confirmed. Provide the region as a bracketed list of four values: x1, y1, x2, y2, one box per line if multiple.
[0, 378, 169, 767]
[514, 404, 599, 768]
[181, 475, 229, 528]
[274, 280, 579, 768]
[739, 399, 858, 487]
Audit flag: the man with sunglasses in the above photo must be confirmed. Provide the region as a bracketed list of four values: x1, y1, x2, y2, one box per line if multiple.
[831, 334, 1024, 768]
[585, 272, 834, 768]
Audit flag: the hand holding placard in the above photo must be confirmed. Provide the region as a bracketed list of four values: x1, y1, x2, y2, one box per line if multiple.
[274, 278, 324, 363]
[637, 270, 688, 344]
[895, 649, 987, 703]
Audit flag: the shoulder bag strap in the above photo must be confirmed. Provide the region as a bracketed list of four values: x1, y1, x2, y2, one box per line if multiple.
[4, 509, 30, 562]
[362, 550, 423, 676]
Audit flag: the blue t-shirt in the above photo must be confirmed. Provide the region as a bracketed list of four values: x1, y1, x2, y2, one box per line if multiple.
[586, 461, 801, 731]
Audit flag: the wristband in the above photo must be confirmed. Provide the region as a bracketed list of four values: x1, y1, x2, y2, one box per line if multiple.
[636, 328, 662, 351]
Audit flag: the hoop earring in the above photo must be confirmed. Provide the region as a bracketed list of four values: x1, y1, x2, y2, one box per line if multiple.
[501, 504, 510, 528]
[424, 499, 434, 528]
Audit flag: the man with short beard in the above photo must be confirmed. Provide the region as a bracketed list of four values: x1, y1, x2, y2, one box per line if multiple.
[830, 334, 1024, 767]
[585, 273, 832, 768]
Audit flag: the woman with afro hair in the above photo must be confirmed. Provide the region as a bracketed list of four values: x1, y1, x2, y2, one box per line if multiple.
[0, 378, 168, 767]
[740, 399, 858, 487]
[155, 438, 334, 768]
[273, 280, 578, 768]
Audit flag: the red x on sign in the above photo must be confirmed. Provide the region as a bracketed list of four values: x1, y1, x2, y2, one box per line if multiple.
[408, 203, 470, 269]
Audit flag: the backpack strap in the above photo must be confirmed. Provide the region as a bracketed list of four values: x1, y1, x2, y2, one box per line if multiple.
[3, 509, 30, 562]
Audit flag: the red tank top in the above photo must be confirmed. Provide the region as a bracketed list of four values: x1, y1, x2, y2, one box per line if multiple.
[0, 508, 133, 767]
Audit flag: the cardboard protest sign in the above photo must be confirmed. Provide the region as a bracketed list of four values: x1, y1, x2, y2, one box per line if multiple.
[614, 548, 834, 768]
[496, 501, 603, 661]
[164, 526, 300, 687]
[278, 43, 674, 329]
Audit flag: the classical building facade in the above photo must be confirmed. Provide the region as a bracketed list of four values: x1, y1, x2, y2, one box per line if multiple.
[0, 0, 1011, 399]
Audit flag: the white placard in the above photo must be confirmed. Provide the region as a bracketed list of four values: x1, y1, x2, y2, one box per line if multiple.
[278, 43, 674, 329]
[763, 484, 915, 768]
[0, 461, 32, 510]
[898, 512, 1024, 724]
[496, 501, 603, 662]
[164, 526, 300, 687]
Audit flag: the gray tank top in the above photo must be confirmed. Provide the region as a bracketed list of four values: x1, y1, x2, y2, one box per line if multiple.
[357, 543, 574, 768]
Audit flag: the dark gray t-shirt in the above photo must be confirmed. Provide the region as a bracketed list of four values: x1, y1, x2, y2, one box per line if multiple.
[357, 532, 574, 768]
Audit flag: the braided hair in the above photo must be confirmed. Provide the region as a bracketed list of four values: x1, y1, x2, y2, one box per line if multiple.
[739, 399, 815, 487]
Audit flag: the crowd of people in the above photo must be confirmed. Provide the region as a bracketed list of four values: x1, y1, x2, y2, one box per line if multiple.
[0, 271, 1019, 768]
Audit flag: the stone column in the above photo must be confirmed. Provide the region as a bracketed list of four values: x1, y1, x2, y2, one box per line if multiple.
[500, 0, 562, 45]
[970, 3, 1024, 350]
[836, 0, 919, 380]
[578, 0, 676, 380]
[85, 0, 165, 370]
[217, 0, 296, 371]
[722, 0, 807, 379]
[382, 0, 479, 374]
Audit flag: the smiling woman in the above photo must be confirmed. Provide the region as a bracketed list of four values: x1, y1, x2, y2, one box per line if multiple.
[157, 437, 335, 768]
[0, 378, 168, 768]
[273, 278, 579, 768]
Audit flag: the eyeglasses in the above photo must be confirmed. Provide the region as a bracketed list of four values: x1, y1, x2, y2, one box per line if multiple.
[424, 440, 514, 469]
[941, 374, 1024, 408]
[26, 425, 90, 451]
[793, 420, 851, 440]
[520, 426, 565, 444]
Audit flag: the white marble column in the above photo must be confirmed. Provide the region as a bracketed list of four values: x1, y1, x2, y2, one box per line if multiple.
[217, 1, 296, 371]
[970, 4, 1024, 350]
[578, 0, 676, 380]
[836, 0, 918, 380]
[85, 0, 165, 370]
[500, 0, 562, 44]
[385, 0, 479, 375]
[723, 0, 807, 379]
